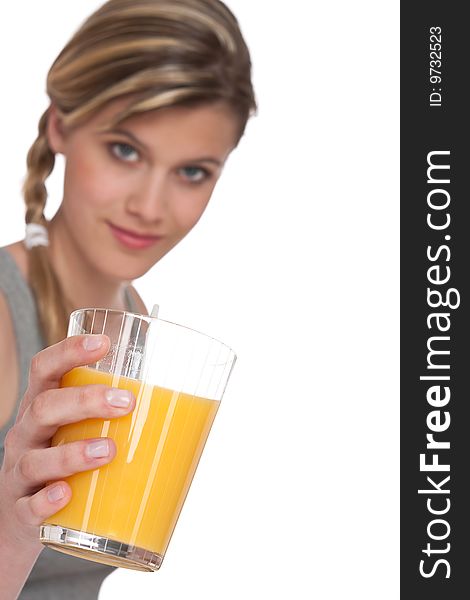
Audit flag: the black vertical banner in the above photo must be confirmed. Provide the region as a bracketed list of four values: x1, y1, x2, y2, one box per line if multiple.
[401, 4, 470, 598]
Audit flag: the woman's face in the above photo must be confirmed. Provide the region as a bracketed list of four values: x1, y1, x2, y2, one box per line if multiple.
[47, 98, 240, 282]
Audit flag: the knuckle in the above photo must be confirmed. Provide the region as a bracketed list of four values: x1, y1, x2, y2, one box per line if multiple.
[29, 392, 48, 424]
[59, 444, 77, 475]
[3, 426, 20, 454]
[16, 451, 36, 483]
[13, 497, 29, 524]
[29, 351, 45, 378]
[78, 384, 94, 407]
[79, 385, 106, 413]
[66, 335, 81, 353]
[27, 496, 44, 522]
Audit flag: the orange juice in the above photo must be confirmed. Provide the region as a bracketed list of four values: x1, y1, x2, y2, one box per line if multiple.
[45, 366, 219, 557]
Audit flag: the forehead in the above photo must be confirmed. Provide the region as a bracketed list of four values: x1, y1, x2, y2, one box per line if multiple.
[86, 98, 240, 157]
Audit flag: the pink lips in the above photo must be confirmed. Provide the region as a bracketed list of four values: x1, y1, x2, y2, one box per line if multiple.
[107, 222, 162, 250]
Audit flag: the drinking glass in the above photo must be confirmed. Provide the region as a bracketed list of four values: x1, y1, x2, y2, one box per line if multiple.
[40, 308, 236, 571]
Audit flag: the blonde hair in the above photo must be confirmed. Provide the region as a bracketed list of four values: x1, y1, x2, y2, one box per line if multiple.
[22, 0, 256, 346]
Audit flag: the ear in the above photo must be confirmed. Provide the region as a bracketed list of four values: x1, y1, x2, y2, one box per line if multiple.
[46, 103, 67, 154]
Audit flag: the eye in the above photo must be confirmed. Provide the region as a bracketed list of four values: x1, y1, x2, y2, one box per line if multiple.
[179, 166, 210, 183]
[109, 142, 139, 163]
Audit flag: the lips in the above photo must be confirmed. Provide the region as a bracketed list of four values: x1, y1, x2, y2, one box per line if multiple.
[107, 222, 162, 250]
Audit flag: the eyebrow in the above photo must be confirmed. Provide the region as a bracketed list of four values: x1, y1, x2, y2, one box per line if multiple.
[98, 127, 223, 166]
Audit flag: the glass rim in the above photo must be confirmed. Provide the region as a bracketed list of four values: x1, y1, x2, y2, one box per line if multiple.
[69, 307, 237, 358]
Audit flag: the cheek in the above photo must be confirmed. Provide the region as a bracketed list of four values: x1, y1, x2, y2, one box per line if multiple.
[172, 191, 212, 233]
[63, 152, 123, 210]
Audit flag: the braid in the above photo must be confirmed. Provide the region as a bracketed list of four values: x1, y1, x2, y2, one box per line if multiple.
[24, 110, 54, 224]
[22, 108, 69, 346]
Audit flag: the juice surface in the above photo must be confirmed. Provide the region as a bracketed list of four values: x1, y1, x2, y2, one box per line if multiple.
[45, 367, 219, 556]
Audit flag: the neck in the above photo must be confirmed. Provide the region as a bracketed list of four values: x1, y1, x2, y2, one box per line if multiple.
[48, 213, 129, 313]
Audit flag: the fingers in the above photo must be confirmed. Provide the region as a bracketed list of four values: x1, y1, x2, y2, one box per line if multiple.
[14, 438, 117, 494]
[20, 334, 111, 415]
[18, 384, 135, 447]
[15, 481, 72, 527]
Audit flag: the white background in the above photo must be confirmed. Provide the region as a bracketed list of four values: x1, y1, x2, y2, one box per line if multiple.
[0, 1, 399, 598]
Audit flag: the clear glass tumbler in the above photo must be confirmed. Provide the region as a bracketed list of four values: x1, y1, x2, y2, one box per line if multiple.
[40, 308, 236, 571]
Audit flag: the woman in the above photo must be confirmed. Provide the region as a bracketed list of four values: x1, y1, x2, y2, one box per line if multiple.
[0, 0, 256, 597]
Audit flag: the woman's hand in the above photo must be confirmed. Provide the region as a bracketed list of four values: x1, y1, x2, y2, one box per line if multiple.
[0, 334, 135, 550]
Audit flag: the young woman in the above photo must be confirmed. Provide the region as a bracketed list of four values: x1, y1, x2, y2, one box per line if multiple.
[0, 0, 256, 597]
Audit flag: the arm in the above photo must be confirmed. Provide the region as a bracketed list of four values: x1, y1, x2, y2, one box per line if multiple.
[0, 294, 38, 593]
[0, 530, 43, 600]
[0, 334, 136, 599]
[0, 292, 20, 428]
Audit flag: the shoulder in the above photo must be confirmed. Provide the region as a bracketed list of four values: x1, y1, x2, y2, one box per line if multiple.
[1, 242, 29, 281]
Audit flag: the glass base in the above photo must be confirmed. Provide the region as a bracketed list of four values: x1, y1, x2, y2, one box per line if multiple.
[40, 524, 163, 572]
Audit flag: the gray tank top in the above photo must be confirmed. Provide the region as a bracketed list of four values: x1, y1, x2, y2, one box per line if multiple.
[0, 247, 139, 599]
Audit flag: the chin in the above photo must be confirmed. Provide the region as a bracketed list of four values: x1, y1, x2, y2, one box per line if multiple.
[105, 260, 157, 283]
[97, 242, 176, 283]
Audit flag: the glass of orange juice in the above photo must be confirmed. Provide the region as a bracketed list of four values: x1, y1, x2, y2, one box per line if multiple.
[39, 308, 236, 571]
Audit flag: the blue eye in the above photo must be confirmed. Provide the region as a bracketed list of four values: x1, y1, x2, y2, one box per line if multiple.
[110, 143, 139, 162]
[179, 166, 209, 183]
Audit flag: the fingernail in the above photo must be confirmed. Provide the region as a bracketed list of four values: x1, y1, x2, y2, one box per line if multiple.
[47, 485, 65, 503]
[83, 335, 105, 351]
[106, 388, 132, 408]
[86, 439, 110, 459]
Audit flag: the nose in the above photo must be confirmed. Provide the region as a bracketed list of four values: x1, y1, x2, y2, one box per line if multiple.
[125, 170, 170, 223]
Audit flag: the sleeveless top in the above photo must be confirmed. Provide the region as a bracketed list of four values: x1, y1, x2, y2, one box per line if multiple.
[0, 247, 139, 599]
